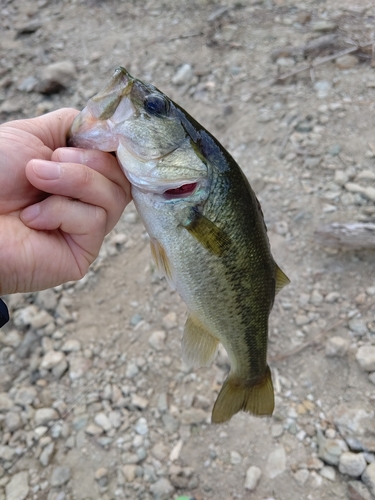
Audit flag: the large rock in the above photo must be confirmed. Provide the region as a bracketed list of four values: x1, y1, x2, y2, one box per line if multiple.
[5, 471, 29, 500]
[329, 404, 375, 452]
[0, 392, 13, 411]
[244, 465, 262, 491]
[69, 357, 92, 380]
[356, 346, 375, 372]
[35, 61, 76, 94]
[339, 452, 367, 477]
[40, 350, 65, 370]
[362, 463, 375, 496]
[34, 408, 59, 426]
[50, 466, 71, 487]
[325, 336, 349, 357]
[348, 480, 373, 500]
[150, 478, 175, 500]
[265, 446, 286, 478]
[179, 408, 208, 425]
[317, 431, 343, 466]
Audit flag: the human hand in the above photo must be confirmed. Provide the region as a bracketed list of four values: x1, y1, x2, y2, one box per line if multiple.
[0, 108, 131, 295]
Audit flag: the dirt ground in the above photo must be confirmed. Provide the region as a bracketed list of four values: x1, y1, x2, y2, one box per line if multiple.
[1, 0, 375, 499]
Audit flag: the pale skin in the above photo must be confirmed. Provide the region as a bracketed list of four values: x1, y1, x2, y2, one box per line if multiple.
[0, 108, 131, 295]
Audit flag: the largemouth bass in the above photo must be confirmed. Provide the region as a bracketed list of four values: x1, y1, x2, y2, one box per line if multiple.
[69, 67, 290, 423]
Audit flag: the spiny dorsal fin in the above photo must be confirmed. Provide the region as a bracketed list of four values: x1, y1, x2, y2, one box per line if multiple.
[182, 208, 231, 257]
[211, 366, 274, 424]
[182, 315, 219, 368]
[275, 264, 290, 294]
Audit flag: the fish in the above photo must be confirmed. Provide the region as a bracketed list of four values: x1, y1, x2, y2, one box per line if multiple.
[69, 67, 290, 423]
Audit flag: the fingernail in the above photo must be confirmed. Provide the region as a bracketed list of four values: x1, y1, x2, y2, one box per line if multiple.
[21, 203, 41, 222]
[56, 148, 84, 164]
[32, 160, 61, 180]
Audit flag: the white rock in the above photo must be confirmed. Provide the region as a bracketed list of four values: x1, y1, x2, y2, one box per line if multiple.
[108, 411, 122, 429]
[148, 330, 166, 351]
[320, 465, 336, 481]
[123, 464, 137, 482]
[310, 290, 324, 305]
[135, 417, 148, 435]
[94, 412, 112, 432]
[30, 310, 54, 329]
[5, 411, 22, 432]
[363, 187, 375, 202]
[169, 439, 183, 461]
[265, 446, 286, 478]
[5, 471, 29, 500]
[0, 445, 17, 461]
[0, 392, 13, 411]
[131, 393, 149, 410]
[294, 468, 309, 486]
[50, 466, 71, 487]
[339, 452, 367, 477]
[162, 311, 178, 330]
[13, 305, 39, 327]
[125, 361, 139, 379]
[150, 477, 175, 499]
[3, 330, 22, 348]
[52, 358, 69, 378]
[61, 339, 81, 352]
[362, 463, 375, 496]
[325, 337, 349, 357]
[69, 357, 91, 380]
[34, 408, 59, 426]
[356, 346, 375, 372]
[152, 442, 169, 461]
[36, 289, 59, 310]
[244, 465, 262, 491]
[325, 292, 340, 303]
[349, 318, 368, 337]
[230, 450, 242, 465]
[39, 442, 55, 467]
[37, 61, 76, 92]
[172, 64, 193, 85]
[14, 387, 37, 406]
[40, 350, 65, 370]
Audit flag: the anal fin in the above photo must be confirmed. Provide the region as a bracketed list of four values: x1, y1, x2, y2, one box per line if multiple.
[211, 365, 274, 424]
[182, 315, 219, 368]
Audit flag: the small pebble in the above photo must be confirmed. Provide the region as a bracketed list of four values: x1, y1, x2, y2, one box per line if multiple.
[244, 465, 262, 491]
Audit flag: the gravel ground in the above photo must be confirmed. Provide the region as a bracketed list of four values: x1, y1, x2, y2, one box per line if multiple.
[1, 0, 375, 499]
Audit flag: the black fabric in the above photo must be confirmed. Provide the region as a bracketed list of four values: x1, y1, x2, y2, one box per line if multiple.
[0, 298, 9, 328]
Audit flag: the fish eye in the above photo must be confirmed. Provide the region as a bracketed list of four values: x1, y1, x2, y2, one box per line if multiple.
[144, 94, 169, 117]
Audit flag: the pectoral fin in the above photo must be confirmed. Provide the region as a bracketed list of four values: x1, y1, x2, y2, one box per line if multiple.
[182, 208, 231, 257]
[275, 264, 290, 294]
[211, 366, 274, 424]
[150, 238, 175, 289]
[182, 315, 219, 368]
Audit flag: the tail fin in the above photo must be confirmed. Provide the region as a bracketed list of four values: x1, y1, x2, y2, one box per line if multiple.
[211, 366, 274, 424]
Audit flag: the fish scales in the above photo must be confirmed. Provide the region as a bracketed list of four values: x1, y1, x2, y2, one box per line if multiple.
[69, 67, 289, 423]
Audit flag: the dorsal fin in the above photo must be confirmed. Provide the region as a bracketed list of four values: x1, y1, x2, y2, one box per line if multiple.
[275, 264, 290, 294]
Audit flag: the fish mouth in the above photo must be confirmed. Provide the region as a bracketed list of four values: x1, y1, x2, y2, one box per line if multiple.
[126, 169, 200, 200]
[163, 182, 198, 199]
